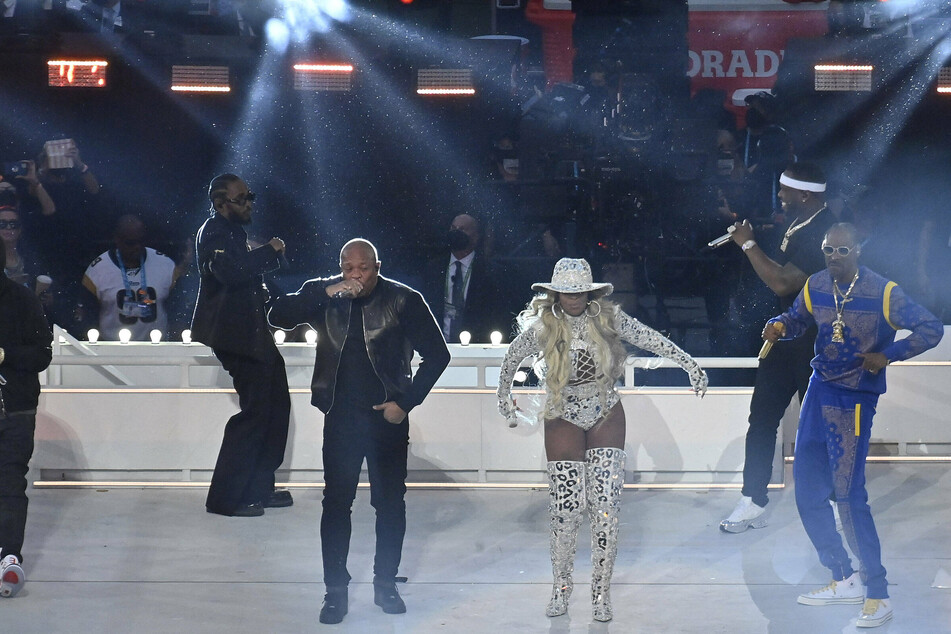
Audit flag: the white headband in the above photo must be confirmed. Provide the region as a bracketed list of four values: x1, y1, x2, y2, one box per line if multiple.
[779, 173, 826, 193]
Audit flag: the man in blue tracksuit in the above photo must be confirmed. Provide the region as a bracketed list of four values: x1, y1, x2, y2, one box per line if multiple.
[762, 223, 943, 629]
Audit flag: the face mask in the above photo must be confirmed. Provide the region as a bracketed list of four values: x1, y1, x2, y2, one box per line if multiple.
[448, 229, 470, 251]
[745, 107, 767, 130]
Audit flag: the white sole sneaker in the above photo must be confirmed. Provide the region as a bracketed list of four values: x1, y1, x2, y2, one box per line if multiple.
[856, 599, 893, 628]
[0, 562, 24, 598]
[797, 573, 865, 605]
[719, 517, 768, 533]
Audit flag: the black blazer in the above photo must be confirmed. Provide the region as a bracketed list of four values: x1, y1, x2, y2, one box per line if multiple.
[422, 254, 506, 344]
[190, 212, 281, 361]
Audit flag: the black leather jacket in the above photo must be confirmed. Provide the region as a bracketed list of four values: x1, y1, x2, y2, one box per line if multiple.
[268, 275, 450, 414]
[0, 275, 53, 413]
[191, 212, 281, 361]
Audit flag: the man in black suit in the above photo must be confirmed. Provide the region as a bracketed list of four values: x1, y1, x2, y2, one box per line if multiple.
[423, 213, 506, 344]
[191, 173, 292, 517]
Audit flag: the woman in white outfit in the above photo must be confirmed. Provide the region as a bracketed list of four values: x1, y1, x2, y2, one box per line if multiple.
[497, 258, 708, 622]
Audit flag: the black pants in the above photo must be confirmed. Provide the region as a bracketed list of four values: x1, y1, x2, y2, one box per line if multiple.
[321, 405, 409, 588]
[742, 329, 815, 507]
[0, 411, 36, 563]
[206, 347, 291, 514]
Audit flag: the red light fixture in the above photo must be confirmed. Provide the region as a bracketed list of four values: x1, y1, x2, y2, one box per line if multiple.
[47, 59, 108, 88]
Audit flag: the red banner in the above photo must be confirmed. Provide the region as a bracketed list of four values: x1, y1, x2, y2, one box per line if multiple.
[688, 10, 828, 118]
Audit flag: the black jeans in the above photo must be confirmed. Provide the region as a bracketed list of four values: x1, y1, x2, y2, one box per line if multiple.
[206, 347, 291, 514]
[320, 405, 409, 588]
[742, 328, 815, 507]
[0, 411, 36, 562]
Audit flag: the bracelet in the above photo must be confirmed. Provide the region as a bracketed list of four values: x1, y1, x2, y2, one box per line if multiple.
[741, 239, 757, 252]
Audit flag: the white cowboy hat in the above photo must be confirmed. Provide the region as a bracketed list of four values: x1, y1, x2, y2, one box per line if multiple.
[532, 258, 613, 297]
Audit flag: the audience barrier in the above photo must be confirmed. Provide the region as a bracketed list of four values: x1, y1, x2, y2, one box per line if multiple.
[32, 327, 951, 487]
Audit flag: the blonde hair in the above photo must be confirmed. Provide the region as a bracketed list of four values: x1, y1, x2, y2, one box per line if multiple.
[516, 291, 627, 415]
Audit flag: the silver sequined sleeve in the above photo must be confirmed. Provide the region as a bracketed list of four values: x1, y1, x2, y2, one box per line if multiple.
[497, 325, 541, 425]
[614, 309, 708, 395]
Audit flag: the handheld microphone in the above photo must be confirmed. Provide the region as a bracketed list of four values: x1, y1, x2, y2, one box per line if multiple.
[758, 322, 786, 359]
[707, 225, 736, 250]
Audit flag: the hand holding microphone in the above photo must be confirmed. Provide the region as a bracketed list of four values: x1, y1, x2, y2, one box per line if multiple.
[330, 279, 363, 299]
[759, 321, 785, 359]
[707, 224, 737, 249]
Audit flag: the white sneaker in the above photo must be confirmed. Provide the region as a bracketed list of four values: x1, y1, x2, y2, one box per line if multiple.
[0, 554, 24, 598]
[856, 598, 892, 628]
[719, 496, 767, 533]
[797, 571, 864, 605]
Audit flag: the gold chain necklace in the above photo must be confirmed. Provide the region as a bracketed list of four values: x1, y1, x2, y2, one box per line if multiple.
[831, 270, 859, 343]
[780, 205, 827, 252]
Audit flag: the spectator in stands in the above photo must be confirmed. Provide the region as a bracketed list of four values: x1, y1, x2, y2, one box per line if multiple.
[0, 191, 61, 326]
[422, 213, 508, 344]
[81, 214, 177, 341]
[0, 160, 54, 219]
[35, 138, 106, 330]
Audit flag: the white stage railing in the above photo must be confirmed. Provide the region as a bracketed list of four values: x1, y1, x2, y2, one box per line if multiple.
[32, 327, 951, 487]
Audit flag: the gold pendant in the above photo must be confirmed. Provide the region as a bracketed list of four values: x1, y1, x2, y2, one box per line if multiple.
[831, 319, 845, 343]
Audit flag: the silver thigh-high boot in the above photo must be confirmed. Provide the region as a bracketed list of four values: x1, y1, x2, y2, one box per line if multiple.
[546, 460, 586, 617]
[586, 447, 626, 622]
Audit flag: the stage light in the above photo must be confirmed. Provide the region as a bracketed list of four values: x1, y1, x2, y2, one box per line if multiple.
[304, 329, 318, 345]
[293, 63, 354, 92]
[265, 18, 291, 54]
[490, 331, 503, 346]
[181, 329, 193, 344]
[417, 69, 475, 96]
[149, 330, 163, 344]
[277, 0, 351, 43]
[171, 66, 231, 93]
[814, 64, 874, 92]
[48, 60, 108, 88]
[274, 330, 287, 344]
[938, 67, 951, 94]
[459, 331, 471, 346]
[87, 329, 100, 344]
[514, 370, 528, 382]
[118, 328, 132, 344]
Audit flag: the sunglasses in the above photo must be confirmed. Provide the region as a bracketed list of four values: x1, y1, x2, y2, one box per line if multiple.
[821, 244, 855, 256]
[0, 220, 21, 230]
[225, 191, 256, 205]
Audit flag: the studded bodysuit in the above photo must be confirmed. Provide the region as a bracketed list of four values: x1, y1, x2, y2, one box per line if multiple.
[498, 308, 707, 430]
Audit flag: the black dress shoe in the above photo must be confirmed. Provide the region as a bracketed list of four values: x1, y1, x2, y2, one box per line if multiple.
[205, 503, 264, 517]
[374, 582, 407, 614]
[230, 502, 265, 517]
[319, 588, 348, 624]
[264, 489, 293, 508]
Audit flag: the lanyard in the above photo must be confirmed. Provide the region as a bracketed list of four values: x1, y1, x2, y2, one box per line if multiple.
[117, 250, 147, 299]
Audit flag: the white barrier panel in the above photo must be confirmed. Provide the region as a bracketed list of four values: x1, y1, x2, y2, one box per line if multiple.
[32, 328, 951, 484]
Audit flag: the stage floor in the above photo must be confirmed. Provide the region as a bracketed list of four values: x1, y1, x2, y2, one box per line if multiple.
[4, 463, 950, 633]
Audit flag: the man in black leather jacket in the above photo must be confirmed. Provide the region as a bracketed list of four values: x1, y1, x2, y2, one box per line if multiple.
[0, 237, 53, 598]
[191, 173, 292, 518]
[268, 239, 450, 625]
